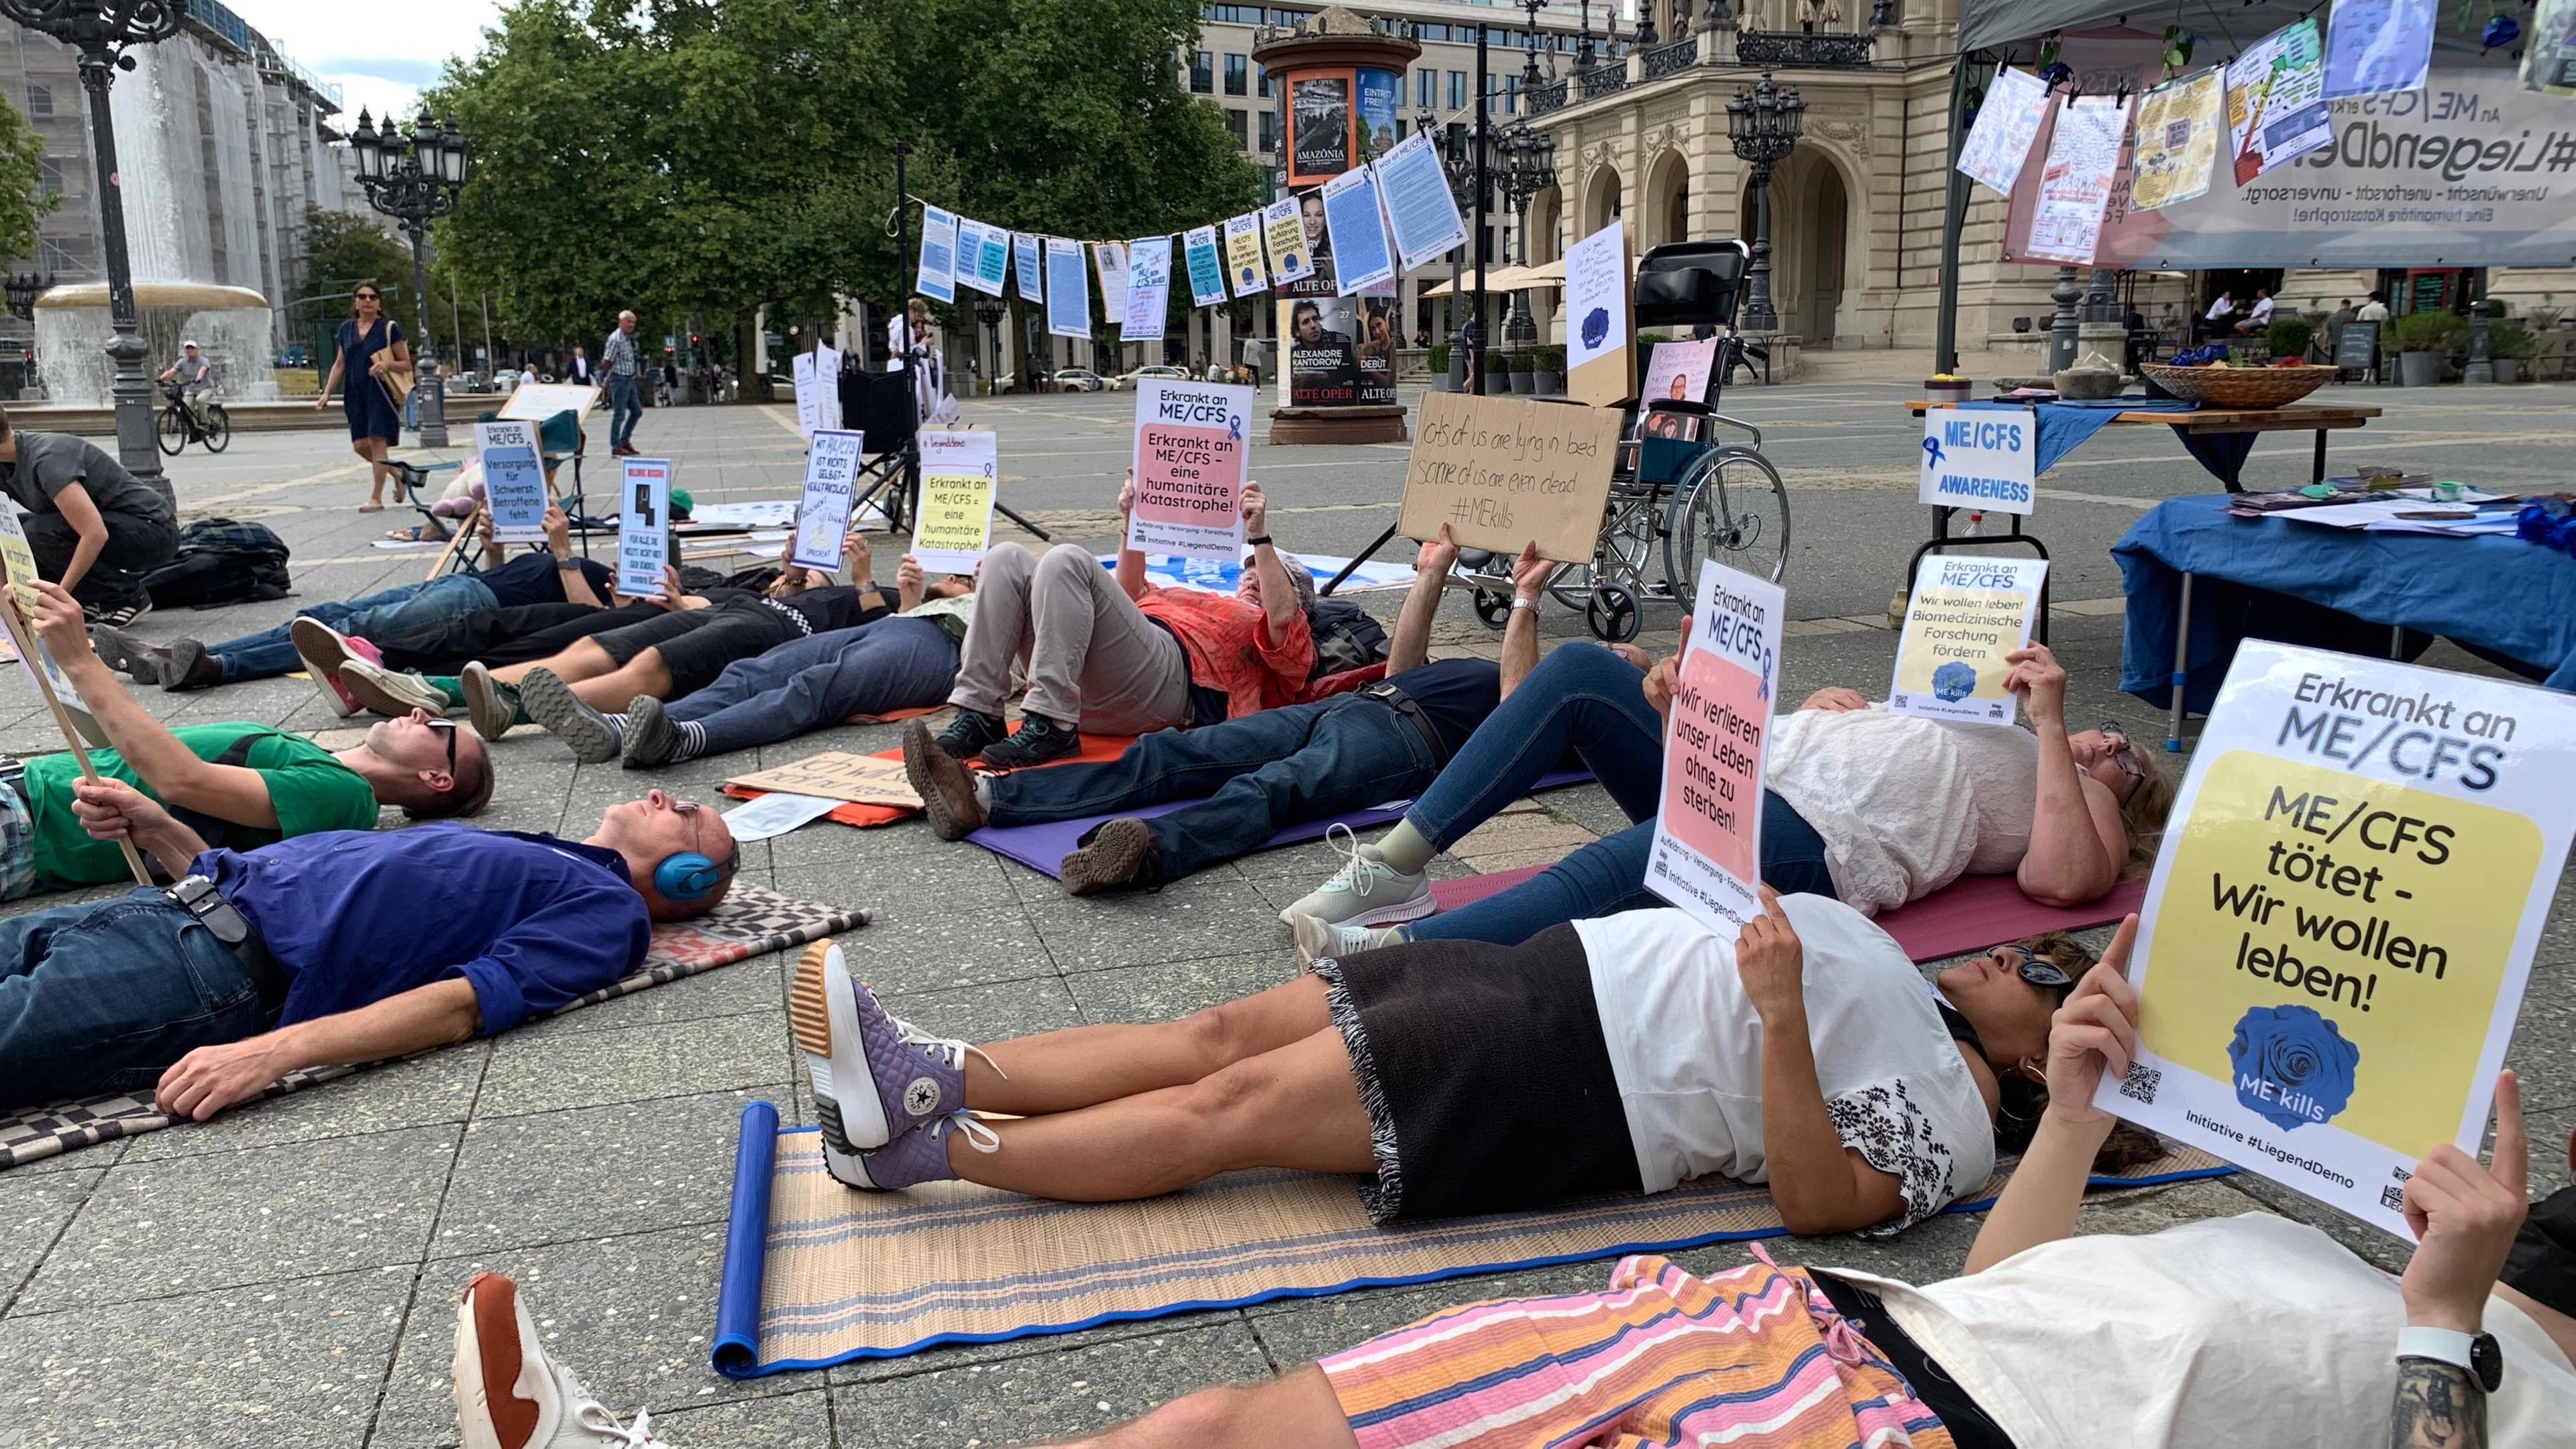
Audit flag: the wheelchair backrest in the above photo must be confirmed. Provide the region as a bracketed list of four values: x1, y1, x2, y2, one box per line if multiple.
[1634, 240, 1751, 335]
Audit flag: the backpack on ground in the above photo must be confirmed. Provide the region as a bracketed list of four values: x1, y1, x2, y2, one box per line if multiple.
[1306, 597, 1390, 680]
[141, 518, 292, 609]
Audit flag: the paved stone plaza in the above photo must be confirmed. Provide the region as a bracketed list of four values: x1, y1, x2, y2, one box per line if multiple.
[2, 380, 2571, 1448]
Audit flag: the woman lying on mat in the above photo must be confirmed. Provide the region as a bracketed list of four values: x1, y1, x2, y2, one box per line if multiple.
[1286, 635, 2179, 965]
[788, 888, 2155, 1236]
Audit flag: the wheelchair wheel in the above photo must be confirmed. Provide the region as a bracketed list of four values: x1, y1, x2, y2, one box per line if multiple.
[202, 405, 231, 453]
[156, 407, 185, 455]
[1585, 580, 1642, 643]
[1470, 587, 1513, 631]
[1664, 448, 1790, 592]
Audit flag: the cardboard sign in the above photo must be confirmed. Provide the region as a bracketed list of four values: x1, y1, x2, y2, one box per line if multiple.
[1886, 557, 2047, 724]
[916, 204, 958, 304]
[1917, 407, 2037, 516]
[1183, 225, 1228, 308]
[615, 457, 674, 598]
[1044, 237, 1092, 339]
[726, 751, 922, 809]
[912, 429, 999, 574]
[791, 352, 820, 438]
[1562, 219, 1635, 408]
[1397, 392, 1623, 561]
[1260, 196, 1316, 285]
[1128, 379, 1252, 563]
[496, 382, 601, 422]
[477, 419, 549, 543]
[1123, 235, 1174, 343]
[1644, 558, 1786, 943]
[1224, 212, 1270, 297]
[2094, 641, 2576, 1236]
[789, 429, 867, 572]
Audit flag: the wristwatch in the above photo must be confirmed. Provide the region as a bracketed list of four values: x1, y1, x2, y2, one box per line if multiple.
[553, 554, 584, 572]
[1244, 534, 1274, 547]
[2396, 1326, 2504, 1392]
[1510, 596, 1541, 612]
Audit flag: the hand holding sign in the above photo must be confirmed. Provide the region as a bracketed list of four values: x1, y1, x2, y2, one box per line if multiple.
[1645, 561, 1784, 943]
[2400, 1070, 2529, 1334]
[1888, 559, 2049, 724]
[790, 429, 866, 572]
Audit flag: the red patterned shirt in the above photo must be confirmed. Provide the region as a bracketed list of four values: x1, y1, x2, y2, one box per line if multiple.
[1135, 586, 1315, 720]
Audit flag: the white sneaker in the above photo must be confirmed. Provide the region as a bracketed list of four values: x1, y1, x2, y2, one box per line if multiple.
[1291, 912, 1409, 966]
[453, 1272, 673, 1448]
[288, 616, 364, 718]
[1278, 823, 1434, 928]
[339, 658, 451, 717]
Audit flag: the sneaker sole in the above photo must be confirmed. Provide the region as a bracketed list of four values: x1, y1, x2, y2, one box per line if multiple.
[902, 721, 981, 841]
[460, 663, 515, 742]
[1061, 820, 1150, 896]
[790, 940, 896, 1163]
[619, 697, 669, 769]
[339, 663, 445, 718]
[452, 1273, 538, 1449]
[1276, 888, 1438, 930]
[519, 669, 619, 763]
[288, 617, 361, 718]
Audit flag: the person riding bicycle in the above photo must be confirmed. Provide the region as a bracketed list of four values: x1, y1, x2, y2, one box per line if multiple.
[156, 341, 215, 428]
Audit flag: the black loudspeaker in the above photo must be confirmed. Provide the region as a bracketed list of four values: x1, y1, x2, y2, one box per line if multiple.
[840, 368, 919, 451]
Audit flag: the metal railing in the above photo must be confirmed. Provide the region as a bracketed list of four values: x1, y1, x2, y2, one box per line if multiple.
[1525, 77, 1571, 116]
[1642, 36, 1699, 80]
[1734, 29, 1876, 68]
[1578, 62, 1629, 99]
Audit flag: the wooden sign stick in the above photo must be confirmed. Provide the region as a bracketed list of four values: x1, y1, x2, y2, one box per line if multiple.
[0, 595, 152, 885]
[424, 501, 482, 582]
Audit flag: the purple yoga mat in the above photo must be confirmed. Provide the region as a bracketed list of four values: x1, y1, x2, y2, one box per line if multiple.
[965, 769, 1595, 878]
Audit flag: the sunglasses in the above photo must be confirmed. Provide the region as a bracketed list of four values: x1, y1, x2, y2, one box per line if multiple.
[354, 292, 380, 301]
[2098, 720, 2148, 806]
[425, 716, 461, 775]
[1993, 945, 2076, 989]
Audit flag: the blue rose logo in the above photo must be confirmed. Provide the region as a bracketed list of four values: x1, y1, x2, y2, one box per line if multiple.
[2226, 1004, 2359, 1132]
[1931, 659, 1978, 702]
[1581, 307, 1610, 348]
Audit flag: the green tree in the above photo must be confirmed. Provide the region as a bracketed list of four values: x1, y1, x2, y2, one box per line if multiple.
[299, 205, 421, 340]
[0, 97, 55, 266]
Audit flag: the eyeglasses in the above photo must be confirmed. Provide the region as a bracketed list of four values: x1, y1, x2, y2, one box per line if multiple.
[354, 291, 380, 301]
[1995, 945, 2075, 989]
[2098, 720, 2149, 806]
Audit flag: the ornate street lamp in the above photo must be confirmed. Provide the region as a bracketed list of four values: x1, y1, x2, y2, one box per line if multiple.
[0, 0, 184, 502]
[1516, 0, 1549, 86]
[348, 105, 470, 447]
[1495, 122, 1555, 347]
[972, 294, 1004, 392]
[3, 270, 54, 321]
[1727, 70, 1803, 333]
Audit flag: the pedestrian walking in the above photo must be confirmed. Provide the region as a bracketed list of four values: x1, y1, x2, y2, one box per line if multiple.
[602, 310, 644, 456]
[311, 279, 408, 511]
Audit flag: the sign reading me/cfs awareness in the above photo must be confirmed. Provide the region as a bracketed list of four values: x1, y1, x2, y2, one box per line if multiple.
[2097, 641, 2576, 1237]
[1918, 407, 2037, 517]
[1645, 557, 1786, 945]
[1128, 379, 1252, 564]
[1887, 557, 2048, 726]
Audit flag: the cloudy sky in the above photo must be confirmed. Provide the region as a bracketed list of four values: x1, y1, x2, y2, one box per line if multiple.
[224, 0, 506, 124]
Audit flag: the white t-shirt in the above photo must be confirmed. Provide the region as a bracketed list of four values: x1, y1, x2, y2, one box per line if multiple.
[2358, 300, 2392, 321]
[1764, 707, 2039, 915]
[1570, 895, 1996, 1233]
[2206, 297, 2235, 321]
[1833, 1214, 2576, 1446]
[2248, 296, 2276, 325]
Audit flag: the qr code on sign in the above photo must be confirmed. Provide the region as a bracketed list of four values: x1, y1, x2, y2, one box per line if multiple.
[2118, 1063, 2162, 1104]
[2381, 1185, 2407, 1212]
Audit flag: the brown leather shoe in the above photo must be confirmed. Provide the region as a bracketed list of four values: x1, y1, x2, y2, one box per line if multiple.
[1059, 818, 1156, 896]
[902, 718, 987, 841]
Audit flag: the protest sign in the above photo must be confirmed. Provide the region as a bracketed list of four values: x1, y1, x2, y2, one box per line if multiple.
[2024, 95, 2131, 265]
[1640, 336, 1717, 410]
[477, 419, 549, 543]
[916, 204, 958, 304]
[1320, 166, 1395, 295]
[0, 513, 141, 877]
[727, 751, 922, 809]
[953, 219, 1001, 296]
[615, 456, 673, 599]
[912, 429, 999, 574]
[1128, 379, 1252, 563]
[1562, 219, 1634, 407]
[1260, 196, 1316, 285]
[1091, 241, 1130, 323]
[1917, 407, 2036, 516]
[790, 352, 820, 438]
[1644, 559, 1785, 944]
[1373, 129, 1468, 272]
[496, 382, 601, 423]
[2227, 19, 2333, 185]
[1044, 237, 1091, 339]
[814, 344, 843, 432]
[1183, 225, 1228, 307]
[788, 428, 867, 572]
[2324, 0, 2434, 99]
[1224, 212, 1269, 297]
[1886, 557, 2047, 724]
[2094, 641, 2576, 1236]
[0, 499, 38, 619]
[1014, 232, 1045, 302]
[1957, 65, 2052, 195]
[1397, 392, 1623, 561]
[2129, 70, 2223, 212]
[1124, 235, 1174, 343]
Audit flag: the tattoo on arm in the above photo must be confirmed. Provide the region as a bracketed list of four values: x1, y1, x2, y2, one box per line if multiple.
[2392, 1358, 2487, 1449]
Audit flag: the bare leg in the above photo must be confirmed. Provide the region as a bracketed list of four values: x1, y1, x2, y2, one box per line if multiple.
[966, 973, 1332, 1116]
[492, 637, 617, 688]
[357, 438, 390, 506]
[952, 1028, 1374, 1201]
[1043, 1364, 1355, 1449]
[563, 653, 675, 708]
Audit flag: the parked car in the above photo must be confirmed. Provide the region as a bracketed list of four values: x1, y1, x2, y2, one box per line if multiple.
[1108, 364, 1193, 390]
[1053, 367, 1109, 392]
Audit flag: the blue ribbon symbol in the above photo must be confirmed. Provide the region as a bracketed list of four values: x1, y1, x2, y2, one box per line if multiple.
[1922, 435, 1946, 469]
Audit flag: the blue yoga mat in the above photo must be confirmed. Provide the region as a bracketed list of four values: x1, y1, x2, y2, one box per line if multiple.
[712, 1099, 780, 1377]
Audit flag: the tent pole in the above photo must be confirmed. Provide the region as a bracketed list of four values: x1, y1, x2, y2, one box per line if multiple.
[1933, 54, 1974, 376]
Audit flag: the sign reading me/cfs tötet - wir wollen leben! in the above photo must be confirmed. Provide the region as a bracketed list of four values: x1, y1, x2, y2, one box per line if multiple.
[1918, 407, 2036, 516]
[2096, 641, 2576, 1237]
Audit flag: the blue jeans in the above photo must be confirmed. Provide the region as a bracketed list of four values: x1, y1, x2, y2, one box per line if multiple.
[210, 574, 498, 682]
[0, 890, 272, 1107]
[607, 373, 642, 447]
[668, 616, 960, 755]
[989, 693, 1440, 881]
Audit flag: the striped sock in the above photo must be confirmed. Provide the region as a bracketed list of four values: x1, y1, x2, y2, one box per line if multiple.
[670, 720, 707, 762]
[600, 711, 628, 733]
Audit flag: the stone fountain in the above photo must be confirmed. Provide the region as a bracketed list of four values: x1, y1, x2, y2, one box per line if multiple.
[35, 282, 278, 404]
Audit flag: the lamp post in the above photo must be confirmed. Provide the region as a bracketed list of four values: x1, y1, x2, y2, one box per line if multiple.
[0, 0, 183, 504]
[1495, 122, 1555, 347]
[2, 270, 52, 321]
[1726, 70, 1803, 333]
[347, 105, 470, 448]
[1517, 0, 1548, 85]
[973, 295, 1003, 394]
[1576, 0, 1597, 68]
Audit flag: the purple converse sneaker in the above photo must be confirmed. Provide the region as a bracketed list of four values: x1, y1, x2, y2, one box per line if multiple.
[789, 939, 997, 1189]
[839, 1112, 999, 1191]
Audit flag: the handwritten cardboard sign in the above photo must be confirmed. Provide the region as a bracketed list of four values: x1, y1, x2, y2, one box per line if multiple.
[725, 751, 922, 809]
[1397, 392, 1623, 561]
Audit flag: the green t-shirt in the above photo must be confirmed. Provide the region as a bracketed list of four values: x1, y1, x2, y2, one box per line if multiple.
[23, 723, 380, 887]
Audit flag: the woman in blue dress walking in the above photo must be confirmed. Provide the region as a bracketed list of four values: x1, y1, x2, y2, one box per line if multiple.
[311, 280, 410, 511]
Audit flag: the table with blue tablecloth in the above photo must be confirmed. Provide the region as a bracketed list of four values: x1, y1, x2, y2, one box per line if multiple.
[2115, 494, 2576, 748]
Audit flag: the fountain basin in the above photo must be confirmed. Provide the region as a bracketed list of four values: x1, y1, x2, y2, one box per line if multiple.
[33, 282, 280, 406]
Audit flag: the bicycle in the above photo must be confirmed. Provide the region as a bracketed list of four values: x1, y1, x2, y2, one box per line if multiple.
[156, 381, 231, 455]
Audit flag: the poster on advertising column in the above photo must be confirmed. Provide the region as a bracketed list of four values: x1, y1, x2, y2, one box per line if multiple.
[2092, 641, 2576, 1237]
[1644, 558, 1786, 945]
[1127, 378, 1251, 562]
[1886, 557, 2047, 725]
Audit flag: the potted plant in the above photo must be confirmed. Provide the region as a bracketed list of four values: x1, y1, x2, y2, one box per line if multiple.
[1426, 341, 1451, 391]
[1531, 343, 1566, 395]
[2265, 317, 2316, 365]
[2489, 320, 2534, 383]
[1508, 350, 1537, 394]
[2393, 311, 2463, 387]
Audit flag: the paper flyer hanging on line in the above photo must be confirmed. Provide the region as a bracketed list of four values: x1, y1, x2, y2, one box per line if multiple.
[1091, 241, 1130, 323]
[2324, 0, 2434, 99]
[615, 456, 673, 600]
[1372, 129, 1468, 272]
[1320, 166, 1395, 295]
[790, 352, 820, 438]
[1183, 225, 1228, 307]
[477, 419, 549, 543]
[1885, 556, 2047, 725]
[912, 429, 999, 574]
[1043, 237, 1091, 339]
[1644, 557, 1786, 946]
[1224, 213, 1269, 297]
[953, 218, 1002, 297]
[978, 225, 1012, 294]
[1260, 196, 1316, 284]
[1957, 65, 2053, 195]
[2023, 95, 2131, 265]
[916, 204, 958, 305]
[2526, 0, 2576, 95]
[1128, 378, 1252, 563]
[1014, 232, 1044, 302]
[1123, 235, 1174, 343]
[2129, 70, 2223, 212]
[789, 429, 867, 572]
[2227, 19, 2334, 184]
[2093, 641, 2576, 1238]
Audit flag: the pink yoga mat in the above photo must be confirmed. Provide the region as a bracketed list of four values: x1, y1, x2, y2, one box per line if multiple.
[1426, 868, 2148, 962]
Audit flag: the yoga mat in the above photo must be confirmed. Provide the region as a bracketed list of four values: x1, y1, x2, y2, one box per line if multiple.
[0, 886, 863, 1171]
[713, 1098, 782, 1375]
[965, 768, 1595, 879]
[712, 1111, 2232, 1374]
[1427, 868, 2149, 961]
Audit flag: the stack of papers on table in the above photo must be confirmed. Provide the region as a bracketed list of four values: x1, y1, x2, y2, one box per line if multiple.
[2277, 496, 2521, 537]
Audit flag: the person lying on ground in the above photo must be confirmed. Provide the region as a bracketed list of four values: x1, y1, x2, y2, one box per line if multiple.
[1287, 635, 2174, 963]
[0, 404, 177, 627]
[0, 783, 734, 1116]
[92, 505, 614, 700]
[470, 529, 908, 753]
[905, 525, 1646, 894]
[928, 477, 1314, 770]
[0, 581, 490, 902]
[786, 887, 2157, 1238]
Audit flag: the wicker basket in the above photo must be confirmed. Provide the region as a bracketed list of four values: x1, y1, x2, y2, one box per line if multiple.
[2139, 363, 2339, 408]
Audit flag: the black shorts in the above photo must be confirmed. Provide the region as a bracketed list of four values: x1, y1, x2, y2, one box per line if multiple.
[1314, 924, 1640, 1224]
[595, 594, 804, 696]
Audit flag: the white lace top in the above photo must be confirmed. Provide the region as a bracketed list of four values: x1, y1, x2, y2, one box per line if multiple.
[1764, 706, 2039, 916]
[1571, 895, 1996, 1232]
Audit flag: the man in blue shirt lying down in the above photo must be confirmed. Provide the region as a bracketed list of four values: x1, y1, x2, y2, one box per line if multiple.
[0, 782, 738, 1119]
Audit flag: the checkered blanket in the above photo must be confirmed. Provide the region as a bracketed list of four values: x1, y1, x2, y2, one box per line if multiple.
[0, 884, 864, 1170]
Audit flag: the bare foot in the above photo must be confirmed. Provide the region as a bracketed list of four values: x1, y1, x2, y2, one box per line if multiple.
[359, 500, 385, 513]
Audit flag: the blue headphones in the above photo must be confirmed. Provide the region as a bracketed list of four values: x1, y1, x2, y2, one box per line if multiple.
[653, 848, 737, 903]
